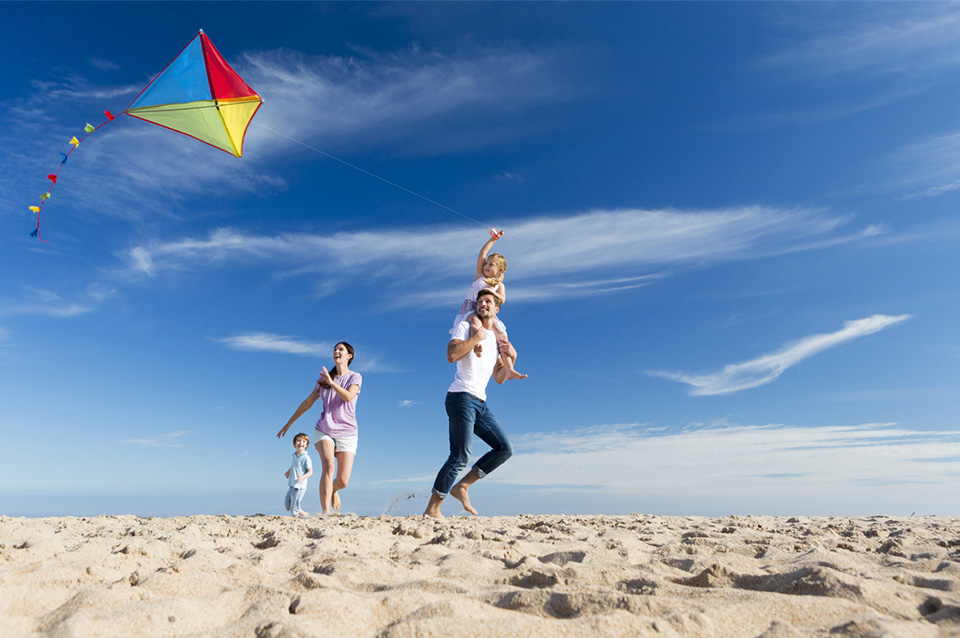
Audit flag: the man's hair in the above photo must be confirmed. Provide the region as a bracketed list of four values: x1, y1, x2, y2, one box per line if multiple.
[476, 287, 502, 307]
[293, 432, 310, 445]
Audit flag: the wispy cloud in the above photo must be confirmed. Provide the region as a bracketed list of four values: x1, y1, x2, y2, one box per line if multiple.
[709, 85, 925, 134]
[762, 4, 960, 78]
[89, 57, 120, 72]
[492, 421, 960, 515]
[717, 5, 960, 133]
[124, 431, 190, 447]
[889, 129, 960, 200]
[214, 333, 333, 357]
[121, 207, 870, 305]
[398, 400, 417, 408]
[243, 44, 587, 156]
[213, 333, 396, 371]
[371, 474, 436, 485]
[2, 43, 586, 226]
[0, 286, 116, 319]
[649, 314, 911, 396]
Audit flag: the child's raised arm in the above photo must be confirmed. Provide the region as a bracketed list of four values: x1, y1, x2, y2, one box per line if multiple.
[475, 229, 504, 278]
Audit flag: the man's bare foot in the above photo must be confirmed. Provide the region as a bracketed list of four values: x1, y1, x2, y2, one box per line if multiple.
[450, 483, 478, 515]
[331, 491, 341, 512]
[423, 494, 445, 518]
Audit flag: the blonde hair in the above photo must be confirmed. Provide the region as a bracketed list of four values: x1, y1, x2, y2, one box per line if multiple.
[483, 253, 507, 288]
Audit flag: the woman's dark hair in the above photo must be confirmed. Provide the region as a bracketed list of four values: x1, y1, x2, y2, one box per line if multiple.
[318, 342, 354, 387]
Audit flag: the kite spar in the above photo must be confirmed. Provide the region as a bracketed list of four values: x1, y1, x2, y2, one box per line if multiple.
[29, 30, 262, 241]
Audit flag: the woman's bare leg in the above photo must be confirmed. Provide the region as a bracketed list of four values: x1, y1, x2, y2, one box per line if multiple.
[330, 451, 355, 512]
[315, 439, 337, 514]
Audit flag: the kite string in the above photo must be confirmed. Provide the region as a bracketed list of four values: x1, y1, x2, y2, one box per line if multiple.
[252, 122, 491, 230]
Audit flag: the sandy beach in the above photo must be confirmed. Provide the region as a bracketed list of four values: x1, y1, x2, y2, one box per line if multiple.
[1, 513, 958, 637]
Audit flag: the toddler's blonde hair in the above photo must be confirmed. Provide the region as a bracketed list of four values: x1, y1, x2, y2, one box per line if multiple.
[483, 253, 507, 288]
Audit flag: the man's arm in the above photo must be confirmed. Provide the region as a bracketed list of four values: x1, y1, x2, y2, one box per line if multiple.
[447, 328, 485, 362]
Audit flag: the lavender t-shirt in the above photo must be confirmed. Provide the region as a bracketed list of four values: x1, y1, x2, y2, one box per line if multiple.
[314, 370, 362, 438]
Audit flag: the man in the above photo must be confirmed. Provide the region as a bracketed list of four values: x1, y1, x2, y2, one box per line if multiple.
[424, 288, 516, 518]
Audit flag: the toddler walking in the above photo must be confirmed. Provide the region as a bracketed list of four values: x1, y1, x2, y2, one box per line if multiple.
[451, 230, 526, 380]
[284, 432, 313, 517]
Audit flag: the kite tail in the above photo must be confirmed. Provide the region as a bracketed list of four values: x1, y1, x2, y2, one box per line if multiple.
[29, 110, 116, 241]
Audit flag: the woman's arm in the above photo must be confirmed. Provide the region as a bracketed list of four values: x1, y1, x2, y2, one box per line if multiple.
[277, 390, 320, 438]
[319, 367, 360, 403]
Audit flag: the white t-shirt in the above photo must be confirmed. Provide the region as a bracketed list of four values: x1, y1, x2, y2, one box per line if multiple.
[446, 320, 502, 402]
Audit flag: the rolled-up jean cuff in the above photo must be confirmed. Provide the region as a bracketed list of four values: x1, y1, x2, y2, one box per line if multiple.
[473, 465, 487, 479]
[431, 488, 447, 499]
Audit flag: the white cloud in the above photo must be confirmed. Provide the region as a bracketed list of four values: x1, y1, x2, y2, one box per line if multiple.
[125, 431, 190, 447]
[2, 43, 584, 228]
[371, 474, 436, 485]
[242, 44, 586, 156]
[121, 206, 866, 304]
[492, 421, 960, 515]
[213, 333, 396, 371]
[214, 333, 333, 357]
[762, 5, 960, 78]
[717, 6, 960, 133]
[889, 129, 960, 200]
[89, 57, 120, 72]
[649, 314, 912, 396]
[0, 287, 105, 318]
[398, 400, 417, 408]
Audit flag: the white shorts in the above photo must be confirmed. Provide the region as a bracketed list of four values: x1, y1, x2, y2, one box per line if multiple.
[314, 430, 358, 454]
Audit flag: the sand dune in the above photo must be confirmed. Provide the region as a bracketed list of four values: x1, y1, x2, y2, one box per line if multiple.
[1, 514, 958, 637]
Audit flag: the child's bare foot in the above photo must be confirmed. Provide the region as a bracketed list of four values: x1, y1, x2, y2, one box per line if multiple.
[297, 510, 310, 518]
[450, 483, 478, 515]
[505, 368, 528, 380]
[332, 491, 341, 512]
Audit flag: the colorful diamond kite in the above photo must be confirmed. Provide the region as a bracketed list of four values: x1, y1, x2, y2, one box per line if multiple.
[126, 30, 262, 158]
[29, 30, 261, 241]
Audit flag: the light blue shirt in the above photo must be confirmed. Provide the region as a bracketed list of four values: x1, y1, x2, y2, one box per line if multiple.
[289, 452, 312, 489]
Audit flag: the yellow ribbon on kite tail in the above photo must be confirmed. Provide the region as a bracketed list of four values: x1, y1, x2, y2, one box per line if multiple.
[30, 111, 116, 241]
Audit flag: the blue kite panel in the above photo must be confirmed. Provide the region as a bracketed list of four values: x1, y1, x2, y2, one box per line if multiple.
[129, 36, 212, 108]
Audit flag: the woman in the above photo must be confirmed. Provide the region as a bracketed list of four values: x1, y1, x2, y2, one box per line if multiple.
[277, 342, 361, 514]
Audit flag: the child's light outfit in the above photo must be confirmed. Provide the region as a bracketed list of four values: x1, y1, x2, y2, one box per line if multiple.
[284, 451, 312, 516]
[450, 276, 508, 334]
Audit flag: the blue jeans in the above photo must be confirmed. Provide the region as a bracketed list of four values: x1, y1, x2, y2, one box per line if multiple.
[285, 487, 305, 516]
[432, 392, 513, 497]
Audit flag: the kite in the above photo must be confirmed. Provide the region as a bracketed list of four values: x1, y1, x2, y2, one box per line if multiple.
[29, 30, 262, 241]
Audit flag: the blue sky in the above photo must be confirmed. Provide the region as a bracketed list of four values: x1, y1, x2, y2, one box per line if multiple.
[2, 2, 959, 518]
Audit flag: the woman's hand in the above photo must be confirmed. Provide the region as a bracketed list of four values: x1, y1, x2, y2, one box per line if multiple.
[319, 366, 334, 386]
